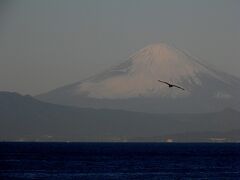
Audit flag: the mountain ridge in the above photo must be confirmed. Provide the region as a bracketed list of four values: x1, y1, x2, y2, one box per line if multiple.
[1, 91, 240, 142]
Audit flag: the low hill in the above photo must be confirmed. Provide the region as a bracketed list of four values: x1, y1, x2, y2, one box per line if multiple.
[1, 92, 240, 142]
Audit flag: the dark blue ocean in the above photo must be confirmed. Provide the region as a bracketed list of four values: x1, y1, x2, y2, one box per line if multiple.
[1, 143, 240, 179]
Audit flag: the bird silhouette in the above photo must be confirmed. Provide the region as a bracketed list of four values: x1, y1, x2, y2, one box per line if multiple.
[158, 80, 185, 90]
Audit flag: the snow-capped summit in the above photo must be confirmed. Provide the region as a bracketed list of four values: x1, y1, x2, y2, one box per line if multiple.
[37, 43, 240, 113]
[75, 43, 220, 99]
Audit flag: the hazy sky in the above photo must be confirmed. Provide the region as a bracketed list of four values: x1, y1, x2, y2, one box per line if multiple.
[0, 0, 240, 95]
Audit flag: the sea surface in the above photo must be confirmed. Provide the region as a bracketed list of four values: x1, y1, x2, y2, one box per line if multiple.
[1, 142, 240, 179]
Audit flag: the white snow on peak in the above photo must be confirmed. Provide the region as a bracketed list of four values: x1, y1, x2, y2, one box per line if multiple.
[129, 43, 208, 82]
[130, 43, 182, 61]
[76, 43, 218, 99]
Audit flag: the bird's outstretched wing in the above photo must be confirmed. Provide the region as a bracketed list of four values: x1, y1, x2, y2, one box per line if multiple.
[158, 80, 185, 90]
[172, 85, 185, 90]
[158, 80, 170, 86]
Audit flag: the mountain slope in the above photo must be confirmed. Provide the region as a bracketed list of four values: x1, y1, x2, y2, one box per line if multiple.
[37, 43, 240, 113]
[1, 92, 240, 142]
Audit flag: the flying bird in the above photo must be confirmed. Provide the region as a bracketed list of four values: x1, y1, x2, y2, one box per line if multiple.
[158, 80, 185, 90]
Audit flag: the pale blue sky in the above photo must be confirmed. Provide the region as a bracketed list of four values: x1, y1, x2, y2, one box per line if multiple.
[0, 0, 240, 95]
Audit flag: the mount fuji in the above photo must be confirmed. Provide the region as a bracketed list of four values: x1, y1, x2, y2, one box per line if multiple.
[37, 43, 240, 113]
